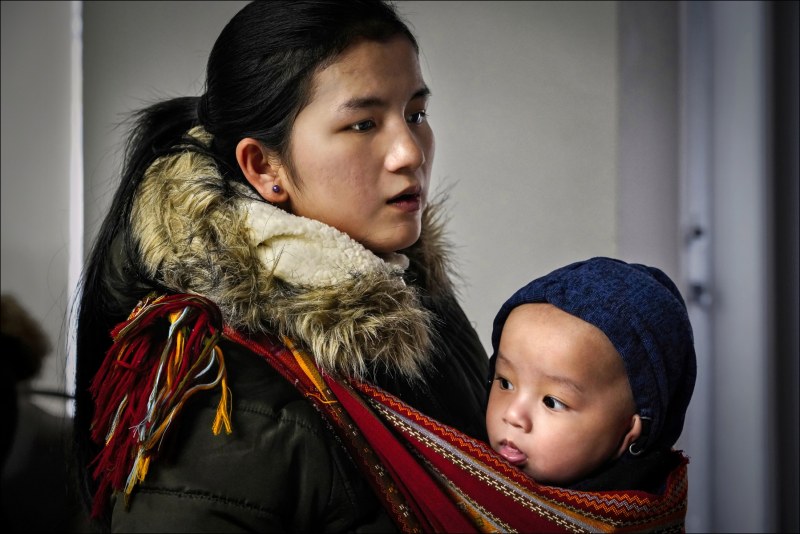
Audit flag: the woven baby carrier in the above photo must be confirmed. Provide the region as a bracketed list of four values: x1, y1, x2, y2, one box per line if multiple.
[89, 294, 688, 532]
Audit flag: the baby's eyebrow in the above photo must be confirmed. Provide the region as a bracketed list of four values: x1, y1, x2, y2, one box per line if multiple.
[495, 352, 514, 368]
[543, 373, 584, 394]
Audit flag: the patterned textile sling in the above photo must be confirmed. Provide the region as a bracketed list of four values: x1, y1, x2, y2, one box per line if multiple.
[89, 294, 688, 531]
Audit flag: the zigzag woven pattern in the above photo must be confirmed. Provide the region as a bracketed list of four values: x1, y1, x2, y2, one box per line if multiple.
[352, 380, 688, 533]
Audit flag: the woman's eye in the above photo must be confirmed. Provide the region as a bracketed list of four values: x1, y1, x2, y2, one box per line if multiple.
[407, 110, 427, 124]
[543, 396, 567, 411]
[496, 377, 513, 391]
[351, 119, 376, 132]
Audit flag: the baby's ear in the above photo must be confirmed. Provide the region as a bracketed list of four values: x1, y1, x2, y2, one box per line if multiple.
[615, 413, 643, 459]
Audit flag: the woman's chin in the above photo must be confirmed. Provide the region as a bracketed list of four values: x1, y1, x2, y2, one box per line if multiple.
[364, 229, 421, 255]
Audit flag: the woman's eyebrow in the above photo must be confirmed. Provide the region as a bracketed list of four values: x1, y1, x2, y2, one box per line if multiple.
[338, 95, 386, 112]
[411, 86, 432, 100]
[337, 86, 431, 113]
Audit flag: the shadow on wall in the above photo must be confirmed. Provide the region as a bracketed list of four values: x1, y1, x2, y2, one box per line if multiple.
[1, 294, 94, 532]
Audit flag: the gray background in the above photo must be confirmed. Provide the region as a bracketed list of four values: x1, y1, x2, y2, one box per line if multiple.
[2, 1, 797, 532]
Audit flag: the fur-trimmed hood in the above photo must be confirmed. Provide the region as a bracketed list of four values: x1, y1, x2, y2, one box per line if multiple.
[129, 128, 456, 381]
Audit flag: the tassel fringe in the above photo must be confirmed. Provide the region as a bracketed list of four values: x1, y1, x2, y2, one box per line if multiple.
[88, 294, 230, 518]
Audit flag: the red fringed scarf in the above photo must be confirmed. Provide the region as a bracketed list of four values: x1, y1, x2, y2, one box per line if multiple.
[89, 294, 688, 532]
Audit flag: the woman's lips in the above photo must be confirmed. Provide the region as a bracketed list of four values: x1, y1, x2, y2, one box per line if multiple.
[388, 192, 421, 212]
[498, 440, 528, 466]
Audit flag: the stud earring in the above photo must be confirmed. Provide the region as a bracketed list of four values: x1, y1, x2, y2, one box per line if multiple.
[272, 184, 281, 193]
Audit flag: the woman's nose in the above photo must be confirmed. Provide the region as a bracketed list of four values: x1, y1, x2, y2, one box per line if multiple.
[385, 125, 425, 172]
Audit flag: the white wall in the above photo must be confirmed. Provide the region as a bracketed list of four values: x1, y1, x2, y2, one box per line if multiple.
[706, 3, 774, 530]
[403, 1, 619, 353]
[1, 0, 75, 413]
[617, 1, 679, 276]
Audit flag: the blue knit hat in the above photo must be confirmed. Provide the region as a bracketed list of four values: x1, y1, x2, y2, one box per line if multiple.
[490, 257, 697, 454]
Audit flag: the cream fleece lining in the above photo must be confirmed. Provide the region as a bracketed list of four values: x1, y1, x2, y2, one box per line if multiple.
[245, 200, 409, 288]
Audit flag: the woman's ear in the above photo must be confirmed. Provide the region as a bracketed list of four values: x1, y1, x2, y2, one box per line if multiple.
[615, 413, 643, 459]
[235, 138, 288, 203]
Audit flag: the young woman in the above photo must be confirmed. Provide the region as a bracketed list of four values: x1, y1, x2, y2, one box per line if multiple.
[73, 1, 488, 531]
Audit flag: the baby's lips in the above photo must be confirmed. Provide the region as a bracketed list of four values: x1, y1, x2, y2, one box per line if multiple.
[499, 441, 528, 466]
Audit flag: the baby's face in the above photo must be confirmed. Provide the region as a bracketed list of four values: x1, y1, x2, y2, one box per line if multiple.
[486, 303, 640, 486]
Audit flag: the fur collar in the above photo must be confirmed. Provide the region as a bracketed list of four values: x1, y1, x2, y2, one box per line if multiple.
[130, 129, 455, 380]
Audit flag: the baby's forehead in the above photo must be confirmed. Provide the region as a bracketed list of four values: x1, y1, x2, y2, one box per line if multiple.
[502, 303, 629, 379]
[509, 302, 620, 349]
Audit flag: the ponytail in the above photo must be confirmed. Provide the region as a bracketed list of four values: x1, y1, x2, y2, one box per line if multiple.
[72, 96, 203, 526]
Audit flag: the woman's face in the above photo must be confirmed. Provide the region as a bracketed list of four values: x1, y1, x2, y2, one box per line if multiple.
[486, 303, 639, 486]
[278, 35, 434, 255]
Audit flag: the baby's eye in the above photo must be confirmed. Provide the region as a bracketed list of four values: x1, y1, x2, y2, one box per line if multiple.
[543, 396, 567, 411]
[496, 377, 513, 391]
[407, 110, 427, 124]
[351, 119, 376, 132]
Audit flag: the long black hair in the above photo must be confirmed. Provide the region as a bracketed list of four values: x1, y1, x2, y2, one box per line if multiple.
[73, 1, 418, 528]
